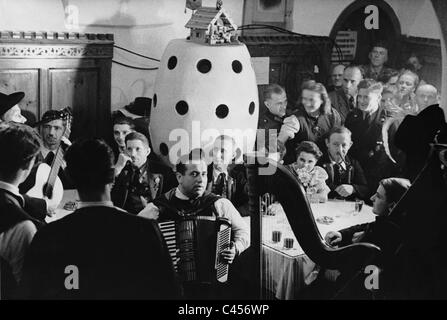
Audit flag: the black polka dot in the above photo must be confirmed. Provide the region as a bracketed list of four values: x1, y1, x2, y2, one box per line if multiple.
[215, 104, 229, 119]
[197, 59, 212, 73]
[153, 94, 157, 108]
[232, 60, 243, 73]
[167, 56, 177, 70]
[175, 100, 189, 115]
[160, 143, 169, 156]
[249, 102, 255, 115]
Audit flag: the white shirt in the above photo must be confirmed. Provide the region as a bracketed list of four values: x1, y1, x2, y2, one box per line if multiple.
[41, 146, 66, 169]
[77, 200, 114, 209]
[328, 155, 347, 171]
[212, 167, 229, 184]
[40, 146, 53, 160]
[139, 188, 250, 256]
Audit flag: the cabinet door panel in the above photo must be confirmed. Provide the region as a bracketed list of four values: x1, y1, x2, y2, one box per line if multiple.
[49, 68, 98, 139]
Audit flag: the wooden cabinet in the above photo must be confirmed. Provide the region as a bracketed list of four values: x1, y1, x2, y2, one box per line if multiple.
[0, 31, 113, 141]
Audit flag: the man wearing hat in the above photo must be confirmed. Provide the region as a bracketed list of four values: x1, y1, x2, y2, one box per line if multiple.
[34, 109, 73, 189]
[394, 103, 447, 181]
[0, 91, 27, 124]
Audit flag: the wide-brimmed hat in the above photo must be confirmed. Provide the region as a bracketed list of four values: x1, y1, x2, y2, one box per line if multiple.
[395, 104, 447, 153]
[0, 91, 25, 117]
[117, 97, 151, 119]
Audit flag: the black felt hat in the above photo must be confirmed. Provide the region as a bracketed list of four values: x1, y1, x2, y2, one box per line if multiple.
[0, 91, 25, 117]
[395, 104, 447, 180]
[119, 97, 152, 119]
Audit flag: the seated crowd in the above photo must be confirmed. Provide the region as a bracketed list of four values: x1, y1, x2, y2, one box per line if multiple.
[0, 40, 445, 300]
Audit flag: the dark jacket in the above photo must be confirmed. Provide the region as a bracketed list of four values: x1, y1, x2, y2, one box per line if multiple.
[256, 110, 284, 152]
[111, 158, 178, 214]
[345, 107, 398, 195]
[206, 163, 248, 209]
[317, 153, 369, 201]
[329, 88, 355, 124]
[20, 205, 181, 299]
[0, 189, 43, 235]
[284, 106, 342, 164]
[338, 214, 403, 269]
[35, 142, 74, 189]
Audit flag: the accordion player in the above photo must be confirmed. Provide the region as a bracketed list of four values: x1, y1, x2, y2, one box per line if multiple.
[150, 190, 249, 296]
[139, 152, 250, 298]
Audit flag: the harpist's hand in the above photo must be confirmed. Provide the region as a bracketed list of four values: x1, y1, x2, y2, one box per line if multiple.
[325, 231, 342, 247]
[221, 242, 236, 264]
[352, 231, 365, 243]
[138, 203, 159, 220]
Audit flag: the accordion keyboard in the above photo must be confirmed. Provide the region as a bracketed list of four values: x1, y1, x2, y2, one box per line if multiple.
[158, 217, 231, 283]
[158, 220, 179, 271]
[215, 225, 231, 283]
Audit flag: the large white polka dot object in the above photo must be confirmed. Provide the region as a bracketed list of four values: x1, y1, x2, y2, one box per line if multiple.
[151, 39, 259, 167]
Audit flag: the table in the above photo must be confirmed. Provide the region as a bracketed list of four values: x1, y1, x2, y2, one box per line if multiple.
[259, 200, 376, 300]
[46, 189, 79, 223]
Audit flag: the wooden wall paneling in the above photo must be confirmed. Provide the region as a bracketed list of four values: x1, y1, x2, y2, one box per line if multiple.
[49, 67, 98, 139]
[97, 58, 112, 142]
[0, 31, 114, 141]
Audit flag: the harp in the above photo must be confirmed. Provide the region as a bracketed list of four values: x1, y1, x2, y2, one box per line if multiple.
[245, 154, 381, 299]
[381, 143, 447, 298]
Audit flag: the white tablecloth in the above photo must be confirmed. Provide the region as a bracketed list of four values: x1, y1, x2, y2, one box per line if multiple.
[46, 189, 79, 223]
[255, 200, 376, 299]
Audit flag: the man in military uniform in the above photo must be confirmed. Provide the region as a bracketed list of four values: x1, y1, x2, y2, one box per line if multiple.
[345, 79, 397, 198]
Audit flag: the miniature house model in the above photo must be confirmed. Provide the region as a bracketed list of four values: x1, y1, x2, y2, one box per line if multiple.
[150, 3, 258, 167]
[185, 6, 239, 45]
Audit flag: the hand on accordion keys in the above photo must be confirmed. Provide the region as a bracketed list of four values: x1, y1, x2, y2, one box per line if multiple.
[220, 241, 236, 264]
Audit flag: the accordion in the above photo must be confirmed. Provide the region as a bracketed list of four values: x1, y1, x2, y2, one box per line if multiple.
[158, 216, 232, 284]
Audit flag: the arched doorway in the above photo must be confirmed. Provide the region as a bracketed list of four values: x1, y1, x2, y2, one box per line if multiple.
[329, 0, 401, 67]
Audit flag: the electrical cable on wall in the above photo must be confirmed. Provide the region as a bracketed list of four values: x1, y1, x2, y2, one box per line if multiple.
[112, 44, 160, 70]
[112, 60, 159, 70]
[111, 26, 343, 73]
[114, 45, 161, 62]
